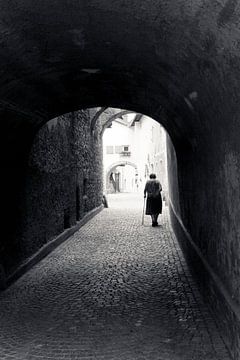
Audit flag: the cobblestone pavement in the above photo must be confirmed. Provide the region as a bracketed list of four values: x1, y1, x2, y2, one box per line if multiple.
[0, 193, 231, 359]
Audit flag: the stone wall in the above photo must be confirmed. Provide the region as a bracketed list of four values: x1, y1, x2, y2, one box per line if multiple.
[167, 133, 240, 359]
[1, 110, 103, 279]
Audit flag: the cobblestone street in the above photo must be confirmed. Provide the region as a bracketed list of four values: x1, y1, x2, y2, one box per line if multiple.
[0, 194, 231, 359]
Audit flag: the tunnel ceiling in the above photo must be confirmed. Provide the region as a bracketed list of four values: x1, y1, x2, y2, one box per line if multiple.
[1, 0, 240, 151]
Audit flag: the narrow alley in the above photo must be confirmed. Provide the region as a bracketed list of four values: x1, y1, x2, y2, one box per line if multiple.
[0, 194, 230, 360]
[1, 2, 240, 358]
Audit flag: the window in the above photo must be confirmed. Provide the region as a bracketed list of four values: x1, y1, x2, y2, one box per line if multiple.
[115, 146, 122, 154]
[120, 145, 131, 157]
[113, 145, 130, 154]
[106, 146, 114, 154]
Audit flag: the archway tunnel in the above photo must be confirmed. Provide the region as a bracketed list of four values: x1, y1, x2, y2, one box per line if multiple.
[0, 1, 240, 358]
[106, 161, 138, 193]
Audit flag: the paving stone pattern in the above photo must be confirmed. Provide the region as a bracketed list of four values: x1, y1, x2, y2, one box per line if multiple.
[0, 194, 231, 359]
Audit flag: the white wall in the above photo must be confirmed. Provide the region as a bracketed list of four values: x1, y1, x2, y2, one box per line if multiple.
[102, 113, 168, 196]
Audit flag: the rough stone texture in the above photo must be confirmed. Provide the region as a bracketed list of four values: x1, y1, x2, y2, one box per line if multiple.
[0, 194, 231, 360]
[166, 134, 180, 215]
[167, 136, 240, 360]
[0, 1, 240, 357]
[1, 110, 103, 278]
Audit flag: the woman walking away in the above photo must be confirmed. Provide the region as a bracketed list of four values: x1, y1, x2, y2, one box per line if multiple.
[144, 173, 162, 227]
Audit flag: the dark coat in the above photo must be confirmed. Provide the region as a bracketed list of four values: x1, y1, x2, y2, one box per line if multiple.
[144, 179, 162, 215]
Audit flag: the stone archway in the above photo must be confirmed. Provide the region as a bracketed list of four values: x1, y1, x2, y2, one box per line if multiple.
[105, 161, 138, 194]
[0, 2, 240, 356]
[100, 110, 140, 136]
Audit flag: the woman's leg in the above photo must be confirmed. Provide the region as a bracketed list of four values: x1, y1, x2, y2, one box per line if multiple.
[153, 213, 160, 225]
[151, 215, 158, 226]
[151, 215, 155, 225]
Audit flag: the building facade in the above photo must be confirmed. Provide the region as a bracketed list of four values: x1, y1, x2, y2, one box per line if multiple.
[102, 113, 168, 198]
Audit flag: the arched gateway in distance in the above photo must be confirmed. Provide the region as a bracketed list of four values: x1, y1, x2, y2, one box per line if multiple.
[105, 161, 138, 193]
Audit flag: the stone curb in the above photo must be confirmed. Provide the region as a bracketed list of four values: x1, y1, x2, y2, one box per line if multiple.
[169, 199, 239, 360]
[169, 199, 240, 322]
[5, 205, 104, 289]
